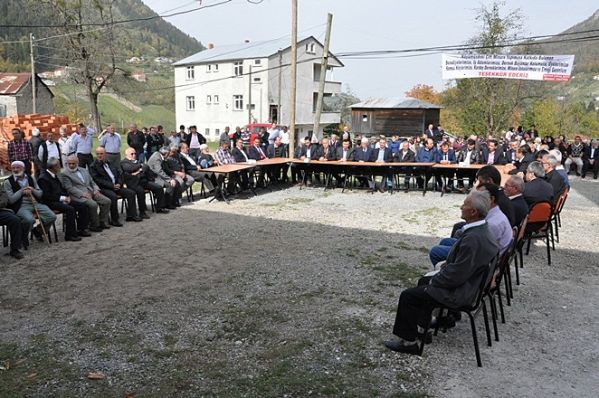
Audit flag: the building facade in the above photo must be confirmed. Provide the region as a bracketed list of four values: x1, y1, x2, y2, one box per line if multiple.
[0, 73, 54, 117]
[173, 36, 343, 141]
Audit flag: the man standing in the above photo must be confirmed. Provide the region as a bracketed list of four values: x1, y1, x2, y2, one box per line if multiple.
[29, 128, 44, 177]
[99, 124, 122, 166]
[90, 147, 141, 225]
[4, 161, 57, 247]
[385, 190, 498, 354]
[127, 124, 146, 163]
[8, 128, 34, 176]
[38, 157, 91, 241]
[185, 125, 206, 158]
[57, 127, 71, 167]
[70, 123, 95, 168]
[145, 126, 162, 161]
[38, 133, 62, 170]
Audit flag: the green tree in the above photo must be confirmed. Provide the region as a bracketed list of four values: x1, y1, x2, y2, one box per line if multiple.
[522, 98, 561, 137]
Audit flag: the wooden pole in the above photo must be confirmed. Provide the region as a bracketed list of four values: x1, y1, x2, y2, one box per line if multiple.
[248, 64, 253, 124]
[277, 49, 282, 124]
[29, 33, 37, 114]
[312, 13, 333, 139]
[288, 0, 298, 157]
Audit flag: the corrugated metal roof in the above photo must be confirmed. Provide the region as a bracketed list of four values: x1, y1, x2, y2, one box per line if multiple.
[173, 36, 343, 66]
[0, 73, 30, 95]
[350, 97, 442, 109]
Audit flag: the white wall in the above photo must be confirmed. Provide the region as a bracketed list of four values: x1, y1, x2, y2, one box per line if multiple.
[0, 96, 17, 117]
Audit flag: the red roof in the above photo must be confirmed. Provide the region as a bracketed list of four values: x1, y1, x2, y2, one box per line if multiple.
[0, 73, 31, 95]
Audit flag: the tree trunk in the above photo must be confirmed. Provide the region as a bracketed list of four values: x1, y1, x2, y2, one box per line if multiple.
[86, 80, 101, 133]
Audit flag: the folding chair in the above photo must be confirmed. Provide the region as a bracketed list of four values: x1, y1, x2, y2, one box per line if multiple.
[551, 187, 569, 244]
[524, 201, 554, 266]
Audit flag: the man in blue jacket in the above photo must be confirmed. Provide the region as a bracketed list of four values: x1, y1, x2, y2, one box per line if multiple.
[434, 141, 457, 192]
[415, 138, 436, 189]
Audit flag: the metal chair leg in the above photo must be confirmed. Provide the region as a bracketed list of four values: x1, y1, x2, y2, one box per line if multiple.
[467, 312, 483, 367]
[482, 300, 492, 347]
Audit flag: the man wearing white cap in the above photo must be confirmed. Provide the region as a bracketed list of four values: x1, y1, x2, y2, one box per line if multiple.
[3, 161, 57, 247]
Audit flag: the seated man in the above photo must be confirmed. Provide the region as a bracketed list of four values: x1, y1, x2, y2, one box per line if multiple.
[292, 136, 315, 186]
[456, 139, 483, 192]
[548, 149, 570, 188]
[394, 140, 416, 192]
[179, 142, 216, 193]
[523, 161, 554, 207]
[475, 165, 515, 227]
[90, 147, 140, 225]
[433, 141, 457, 193]
[38, 157, 91, 241]
[483, 139, 507, 165]
[0, 185, 24, 259]
[267, 136, 288, 182]
[165, 145, 195, 204]
[370, 137, 393, 192]
[429, 182, 511, 266]
[564, 135, 586, 176]
[385, 190, 498, 354]
[415, 138, 436, 189]
[248, 137, 269, 187]
[541, 153, 566, 202]
[60, 155, 111, 231]
[231, 139, 251, 189]
[506, 145, 535, 177]
[353, 137, 374, 188]
[214, 141, 239, 195]
[585, 139, 599, 179]
[121, 147, 169, 215]
[503, 175, 528, 227]
[147, 146, 182, 209]
[3, 161, 57, 247]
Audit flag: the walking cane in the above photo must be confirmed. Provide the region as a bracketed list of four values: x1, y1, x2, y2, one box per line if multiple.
[27, 191, 51, 245]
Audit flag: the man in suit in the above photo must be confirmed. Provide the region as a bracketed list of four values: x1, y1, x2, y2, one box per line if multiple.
[456, 139, 483, 192]
[165, 145, 194, 204]
[336, 139, 354, 162]
[266, 136, 289, 182]
[127, 124, 146, 163]
[483, 139, 507, 165]
[385, 190, 498, 354]
[315, 137, 337, 161]
[231, 139, 251, 189]
[506, 145, 535, 177]
[424, 123, 435, 141]
[147, 147, 181, 209]
[0, 185, 24, 259]
[329, 134, 340, 152]
[353, 137, 374, 188]
[541, 153, 566, 203]
[370, 138, 393, 191]
[179, 143, 215, 193]
[504, 140, 519, 165]
[121, 147, 169, 215]
[394, 140, 416, 192]
[523, 161, 554, 207]
[584, 139, 599, 179]
[38, 157, 91, 241]
[185, 125, 207, 159]
[61, 155, 111, 231]
[90, 146, 141, 225]
[503, 175, 528, 227]
[434, 141, 457, 193]
[248, 137, 269, 187]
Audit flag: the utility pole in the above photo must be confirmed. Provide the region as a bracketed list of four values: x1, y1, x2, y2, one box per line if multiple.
[248, 64, 253, 124]
[288, 0, 298, 157]
[277, 49, 282, 124]
[312, 13, 333, 140]
[29, 33, 37, 114]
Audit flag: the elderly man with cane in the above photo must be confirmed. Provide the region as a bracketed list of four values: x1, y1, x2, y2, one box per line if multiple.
[3, 161, 56, 248]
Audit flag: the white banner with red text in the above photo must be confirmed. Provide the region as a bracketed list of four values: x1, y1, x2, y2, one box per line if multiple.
[441, 53, 575, 81]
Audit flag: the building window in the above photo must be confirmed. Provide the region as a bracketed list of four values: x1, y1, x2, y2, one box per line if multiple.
[254, 59, 261, 65]
[213, 95, 219, 104]
[205, 128, 210, 136]
[233, 95, 244, 111]
[186, 66, 195, 80]
[215, 128, 220, 136]
[253, 77, 261, 82]
[213, 64, 219, 72]
[186, 96, 195, 111]
[207, 64, 212, 73]
[234, 61, 243, 77]
[206, 95, 212, 104]
[306, 42, 316, 54]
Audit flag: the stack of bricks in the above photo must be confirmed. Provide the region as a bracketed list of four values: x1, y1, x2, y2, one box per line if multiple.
[0, 114, 79, 171]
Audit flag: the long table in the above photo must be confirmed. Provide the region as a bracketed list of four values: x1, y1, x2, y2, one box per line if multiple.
[202, 158, 509, 202]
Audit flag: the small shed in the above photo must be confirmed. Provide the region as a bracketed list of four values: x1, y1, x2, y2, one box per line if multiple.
[0, 73, 54, 117]
[350, 97, 440, 137]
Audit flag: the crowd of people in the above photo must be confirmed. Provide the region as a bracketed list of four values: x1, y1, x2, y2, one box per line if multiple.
[1, 121, 593, 262]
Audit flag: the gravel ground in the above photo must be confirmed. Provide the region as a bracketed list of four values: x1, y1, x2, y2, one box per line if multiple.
[0, 176, 597, 397]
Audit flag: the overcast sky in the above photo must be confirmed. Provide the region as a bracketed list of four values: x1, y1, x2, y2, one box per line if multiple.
[143, 0, 598, 100]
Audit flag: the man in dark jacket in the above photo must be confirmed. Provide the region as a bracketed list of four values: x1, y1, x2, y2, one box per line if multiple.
[90, 147, 140, 225]
[385, 190, 498, 354]
[127, 123, 147, 163]
[121, 147, 169, 214]
[523, 161, 554, 207]
[503, 175, 529, 227]
[0, 185, 24, 259]
[38, 157, 91, 241]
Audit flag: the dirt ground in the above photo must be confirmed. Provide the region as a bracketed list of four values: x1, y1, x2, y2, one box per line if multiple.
[1, 177, 598, 397]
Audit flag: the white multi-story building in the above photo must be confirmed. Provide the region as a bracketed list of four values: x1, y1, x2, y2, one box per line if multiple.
[173, 36, 344, 141]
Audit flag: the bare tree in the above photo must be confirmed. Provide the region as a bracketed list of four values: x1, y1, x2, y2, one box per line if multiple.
[40, 0, 120, 133]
